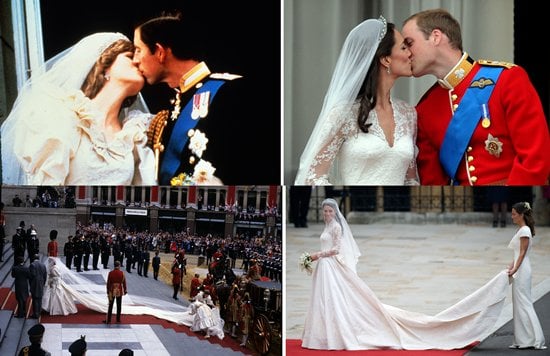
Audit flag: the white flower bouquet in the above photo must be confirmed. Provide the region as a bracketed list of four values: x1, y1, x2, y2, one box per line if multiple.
[299, 252, 313, 275]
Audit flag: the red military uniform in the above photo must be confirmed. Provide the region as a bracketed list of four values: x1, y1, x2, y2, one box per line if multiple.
[190, 274, 202, 298]
[47, 240, 58, 257]
[416, 53, 550, 185]
[107, 267, 127, 297]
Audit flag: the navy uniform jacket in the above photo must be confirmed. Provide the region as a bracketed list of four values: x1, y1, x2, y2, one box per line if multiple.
[158, 74, 279, 185]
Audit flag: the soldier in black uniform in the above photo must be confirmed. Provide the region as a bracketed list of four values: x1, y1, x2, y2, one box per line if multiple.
[27, 229, 40, 263]
[72, 235, 84, 272]
[12, 226, 27, 263]
[132, 13, 279, 185]
[91, 234, 101, 270]
[63, 235, 74, 270]
[142, 246, 151, 278]
[100, 234, 111, 269]
[125, 241, 133, 273]
[18, 323, 51, 356]
[82, 235, 92, 271]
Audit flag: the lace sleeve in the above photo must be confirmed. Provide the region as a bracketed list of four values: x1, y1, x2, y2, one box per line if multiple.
[395, 98, 420, 185]
[316, 223, 342, 258]
[297, 104, 357, 185]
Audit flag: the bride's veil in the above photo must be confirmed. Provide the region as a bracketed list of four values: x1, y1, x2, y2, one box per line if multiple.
[322, 198, 361, 274]
[0, 32, 149, 185]
[294, 17, 387, 185]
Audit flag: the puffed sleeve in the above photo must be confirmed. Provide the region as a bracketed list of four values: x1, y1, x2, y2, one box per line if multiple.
[123, 110, 157, 185]
[13, 87, 83, 185]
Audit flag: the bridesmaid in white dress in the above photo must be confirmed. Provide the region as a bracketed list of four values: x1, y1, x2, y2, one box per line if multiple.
[294, 17, 419, 185]
[507, 201, 547, 349]
[302, 198, 510, 350]
[1, 32, 155, 185]
[42, 257, 78, 316]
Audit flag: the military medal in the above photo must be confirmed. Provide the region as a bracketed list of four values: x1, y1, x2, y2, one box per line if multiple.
[484, 133, 503, 157]
[199, 91, 210, 118]
[191, 94, 201, 120]
[481, 103, 491, 128]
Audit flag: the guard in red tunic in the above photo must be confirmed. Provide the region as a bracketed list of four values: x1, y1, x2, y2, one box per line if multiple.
[104, 260, 127, 324]
[47, 230, 58, 257]
[403, 9, 550, 185]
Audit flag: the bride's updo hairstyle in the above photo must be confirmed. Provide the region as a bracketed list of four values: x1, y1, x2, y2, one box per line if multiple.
[512, 201, 535, 236]
[80, 39, 137, 107]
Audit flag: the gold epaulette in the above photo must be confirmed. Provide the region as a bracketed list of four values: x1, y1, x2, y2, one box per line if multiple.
[147, 110, 169, 151]
[477, 59, 516, 69]
[210, 72, 243, 80]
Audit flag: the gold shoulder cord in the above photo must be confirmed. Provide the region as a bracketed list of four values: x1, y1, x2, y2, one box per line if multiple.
[147, 110, 169, 180]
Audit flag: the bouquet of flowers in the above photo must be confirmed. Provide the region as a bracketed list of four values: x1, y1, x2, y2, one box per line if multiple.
[299, 252, 313, 275]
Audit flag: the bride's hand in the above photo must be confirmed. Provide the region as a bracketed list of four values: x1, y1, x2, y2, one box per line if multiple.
[310, 252, 319, 261]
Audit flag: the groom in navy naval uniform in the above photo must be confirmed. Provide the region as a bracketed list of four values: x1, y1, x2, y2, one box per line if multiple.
[133, 10, 279, 185]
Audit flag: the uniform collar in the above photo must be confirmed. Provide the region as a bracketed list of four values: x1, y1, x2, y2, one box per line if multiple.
[178, 61, 211, 93]
[438, 52, 475, 90]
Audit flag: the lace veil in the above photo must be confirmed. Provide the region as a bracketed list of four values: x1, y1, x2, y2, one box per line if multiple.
[1, 32, 150, 184]
[322, 198, 361, 274]
[295, 17, 387, 185]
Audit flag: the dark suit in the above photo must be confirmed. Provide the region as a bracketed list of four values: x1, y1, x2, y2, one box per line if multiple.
[29, 259, 47, 318]
[11, 263, 30, 317]
[152, 254, 161, 280]
[157, 72, 279, 185]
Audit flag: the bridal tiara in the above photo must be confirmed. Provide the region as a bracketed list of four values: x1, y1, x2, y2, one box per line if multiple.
[378, 15, 387, 41]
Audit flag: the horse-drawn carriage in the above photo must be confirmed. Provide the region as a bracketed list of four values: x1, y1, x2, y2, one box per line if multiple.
[208, 256, 281, 354]
[247, 279, 282, 355]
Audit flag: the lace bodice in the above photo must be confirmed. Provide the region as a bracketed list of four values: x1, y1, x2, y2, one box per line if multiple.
[302, 98, 419, 185]
[317, 219, 342, 258]
[14, 89, 156, 185]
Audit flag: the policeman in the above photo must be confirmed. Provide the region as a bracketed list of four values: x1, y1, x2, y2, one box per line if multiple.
[18, 323, 51, 356]
[68, 336, 87, 356]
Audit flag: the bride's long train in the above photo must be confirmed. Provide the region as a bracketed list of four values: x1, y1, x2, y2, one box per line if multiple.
[45, 257, 225, 339]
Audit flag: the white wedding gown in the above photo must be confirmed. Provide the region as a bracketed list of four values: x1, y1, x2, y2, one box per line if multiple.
[40, 258, 225, 339]
[12, 88, 156, 185]
[299, 98, 418, 185]
[301, 220, 510, 350]
[508, 226, 546, 348]
[42, 263, 78, 316]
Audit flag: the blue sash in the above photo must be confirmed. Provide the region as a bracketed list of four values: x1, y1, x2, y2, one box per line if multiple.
[440, 66, 503, 183]
[159, 79, 226, 184]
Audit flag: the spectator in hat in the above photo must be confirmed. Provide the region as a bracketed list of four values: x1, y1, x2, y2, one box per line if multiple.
[68, 336, 87, 356]
[18, 323, 51, 356]
[47, 230, 58, 257]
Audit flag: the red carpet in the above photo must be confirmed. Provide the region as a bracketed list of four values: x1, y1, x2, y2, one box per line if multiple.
[40, 303, 255, 355]
[286, 339, 475, 356]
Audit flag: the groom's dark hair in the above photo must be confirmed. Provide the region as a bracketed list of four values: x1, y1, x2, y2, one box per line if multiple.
[135, 11, 210, 62]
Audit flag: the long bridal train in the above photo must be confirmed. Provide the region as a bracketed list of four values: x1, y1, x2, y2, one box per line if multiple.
[42, 257, 225, 339]
[302, 262, 511, 350]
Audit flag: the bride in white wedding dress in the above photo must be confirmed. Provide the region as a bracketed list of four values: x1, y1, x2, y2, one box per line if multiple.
[40, 257, 225, 339]
[1, 32, 155, 185]
[301, 198, 510, 350]
[42, 257, 78, 316]
[294, 17, 419, 185]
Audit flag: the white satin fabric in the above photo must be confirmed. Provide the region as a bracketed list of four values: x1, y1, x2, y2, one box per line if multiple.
[43, 258, 225, 339]
[13, 87, 156, 185]
[298, 99, 419, 185]
[301, 225, 511, 350]
[508, 226, 546, 349]
[42, 262, 78, 316]
[190, 300, 224, 339]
